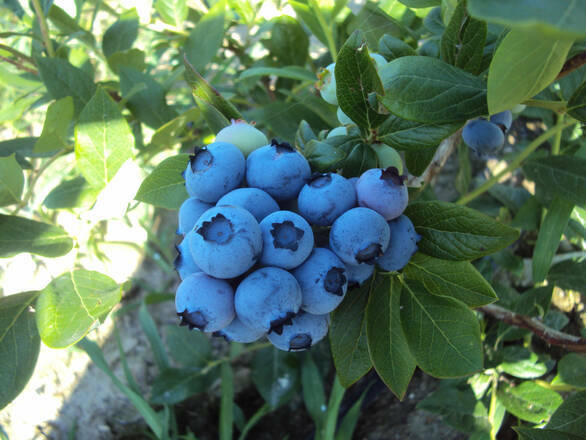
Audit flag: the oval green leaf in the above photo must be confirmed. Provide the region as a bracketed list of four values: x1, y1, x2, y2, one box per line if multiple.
[497, 382, 562, 424]
[0, 154, 24, 207]
[36, 270, 121, 348]
[0, 215, 73, 258]
[135, 154, 189, 209]
[378, 115, 462, 151]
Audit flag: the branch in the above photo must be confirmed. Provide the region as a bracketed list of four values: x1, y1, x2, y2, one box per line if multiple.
[480, 304, 586, 353]
[556, 50, 586, 81]
[0, 56, 38, 75]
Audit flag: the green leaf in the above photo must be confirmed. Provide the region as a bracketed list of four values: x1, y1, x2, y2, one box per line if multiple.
[514, 427, 583, 440]
[150, 108, 201, 150]
[558, 353, 586, 387]
[107, 48, 146, 74]
[348, 2, 410, 49]
[366, 276, 415, 399]
[0, 154, 24, 207]
[34, 96, 74, 153]
[251, 347, 299, 409]
[138, 302, 169, 371]
[43, 176, 100, 209]
[398, 0, 440, 7]
[378, 34, 416, 61]
[119, 67, 177, 129]
[301, 354, 326, 428]
[0, 137, 50, 158]
[155, 0, 188, 28]
[405, 146, 437, 176]
[567, 82, 586, 122]
[289, 1, 328, 48]
[36, 57, 97, 116]
[523, 156, 586, 207]
[74, 88, 133, 189]
[0, 291, 41, 410]
[498, 346, 554, 379]
[487, 29, 573, 114]
[102, 8, 139, 58]
[341, 143, 378, 178]
[546, 390, 586, 436]
[405, 201, 520, 261]
[303, 140, 346, 172]
[77, 338, 164, 439]
[547, 259, 586, 294]
[467, 0, 586, 39]
[262, 16, 309, 67]
[335, 31, 386, 131]
[404, 254, 497, 307]
[36, 270, 121, 348]
[379, 56, 488, 123]
[378, 115, 462, 151]
[48, 5, 96, 47]
[330, 281, 373, 387]
[184, 57, 242, 122]
[239, 66, 317, 82]
[150, 367, 216, 404]
[164, 324, 211, 368]
[497, 382, 562, 424]
[0, 215, 73, 258]
[440, 0, 487, 74]
[417, 386, 491, 434]
[135, 154, 189, 209]
[532, 197, 574, 283]
[220, 362, 234, 440]
[400, 280, 483, 377]
[185, 1, 225, 72]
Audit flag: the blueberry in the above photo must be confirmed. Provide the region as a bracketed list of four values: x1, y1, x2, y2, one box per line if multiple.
[215, 120, 268, 157]
[184, 142, 245, 203]
[370, 143, 403, 174]
[213, 317, 266, 343]
[462, 119, 505, 156]
[259, 210, 314, 269]
[337, 107, 355, 125]
[174, 233, 202, 280]
[297, 173, 356, 226]
[177, 197, 212, 235]
[246, 140, 311, 201]
[345, 262, 374, 287]
[330, 207, 390, 265]
[189, 205, 262, 278]
[319, 63, 337, 105]
[489, 110, 513, 132]
[235, 267, 302, 334]
[293, 247, 348, 314]
[216, 187, 279, 222]
[327, 126, 348, 138]
[356, 167, 409, 221]
[376, 215, 421, 272]
[267, 312, 329, 352]
[175, 272, 235, 332]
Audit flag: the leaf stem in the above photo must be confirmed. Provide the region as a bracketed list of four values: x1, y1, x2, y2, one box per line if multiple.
[551, 114, 564, 155]
[308, 0, 337, 62]
[31, 0, 55, 57]
[487, 371, 499, 440]
[456, 120, 575, 205]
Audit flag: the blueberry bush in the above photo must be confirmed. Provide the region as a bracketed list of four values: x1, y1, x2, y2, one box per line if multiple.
[1, 0, 585, 439]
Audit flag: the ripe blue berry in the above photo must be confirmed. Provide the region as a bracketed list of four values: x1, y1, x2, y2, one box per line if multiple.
[330, 207, 390, 265]
[215, 120, 268, 157]
[216, 187, 279, 222]
[297, 173, 356, 226]
[376, 215, 421, 272]
[175, 272, 235, 332]
[246, 140, 311, 201]
[345, 262, 374, 287]
[260, 210, 314, 269]
[356, 167, 409, 221]
[184, 142, 245, 203]
[462, 119, 505, 156]
[174, 233, 202, 280]
[489, 110, 513, 132]
[177, 197, 212, 235]
[293, 248, 348, 314]
[213, 317, 265, 343]
[189, 206, 262, 278]
[267, 312, 329, 352]
[235, 267, 302, 334]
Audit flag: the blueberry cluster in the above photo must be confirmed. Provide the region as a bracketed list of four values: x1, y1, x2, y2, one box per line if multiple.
[462, 110, 513, 157]
[174, 120, 421, 352]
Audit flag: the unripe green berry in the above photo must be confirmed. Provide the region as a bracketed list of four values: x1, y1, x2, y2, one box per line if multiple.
[371, 143, 403, 174]
[327, 126, 348, 138]
[215, 120, 268, 157]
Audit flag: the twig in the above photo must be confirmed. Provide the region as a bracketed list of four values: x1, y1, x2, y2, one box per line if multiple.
[480, 304, 586, 353]
[556, 50, 586, 81]
[0, 43, 36, 65]
[0, 55, 38, 75]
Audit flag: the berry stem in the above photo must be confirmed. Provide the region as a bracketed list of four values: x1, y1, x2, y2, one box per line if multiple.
[456, 119, 575, 205]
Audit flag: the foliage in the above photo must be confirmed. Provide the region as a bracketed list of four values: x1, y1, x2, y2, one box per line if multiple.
[0, 0, 585, 438]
